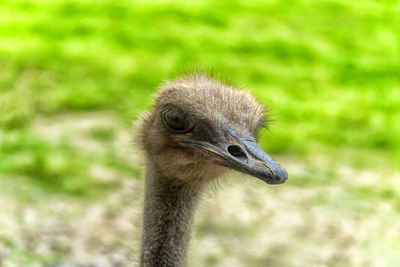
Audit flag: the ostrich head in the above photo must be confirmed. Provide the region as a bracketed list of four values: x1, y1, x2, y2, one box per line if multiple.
[137, 74, 288, 186]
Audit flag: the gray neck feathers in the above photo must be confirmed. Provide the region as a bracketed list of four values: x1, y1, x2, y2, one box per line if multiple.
[140, 160, 203, 267]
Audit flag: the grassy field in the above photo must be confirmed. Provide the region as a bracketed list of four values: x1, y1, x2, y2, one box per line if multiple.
[1, 0, 400, 266]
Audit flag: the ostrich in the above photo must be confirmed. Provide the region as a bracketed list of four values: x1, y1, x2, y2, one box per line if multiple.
[137, 73, 288, 267]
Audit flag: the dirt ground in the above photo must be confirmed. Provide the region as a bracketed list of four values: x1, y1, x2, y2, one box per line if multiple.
[1, 112, 399, 267]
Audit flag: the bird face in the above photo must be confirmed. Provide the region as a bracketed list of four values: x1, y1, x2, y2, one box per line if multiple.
[158, 104, 287, 185]
[138, 74, 288, 185]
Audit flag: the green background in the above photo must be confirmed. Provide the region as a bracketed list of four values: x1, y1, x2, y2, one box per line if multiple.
[1, 0, 400, 266]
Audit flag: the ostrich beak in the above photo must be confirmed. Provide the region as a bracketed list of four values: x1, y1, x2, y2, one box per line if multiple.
[237, 140, 288, 184]
[180, 135, 288, 185]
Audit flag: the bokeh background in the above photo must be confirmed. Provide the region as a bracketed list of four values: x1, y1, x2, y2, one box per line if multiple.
[1, 0, 400, 266]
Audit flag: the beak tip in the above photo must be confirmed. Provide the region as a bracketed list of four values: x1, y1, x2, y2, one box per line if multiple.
[264, 167, 288, 185]
[276, 168, 289, 183]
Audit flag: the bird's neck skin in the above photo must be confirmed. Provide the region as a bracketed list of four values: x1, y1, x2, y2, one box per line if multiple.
[140, 158, 203, 267]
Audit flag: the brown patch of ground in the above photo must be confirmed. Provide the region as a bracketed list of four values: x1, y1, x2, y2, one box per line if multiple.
[1, 112, 399, 266]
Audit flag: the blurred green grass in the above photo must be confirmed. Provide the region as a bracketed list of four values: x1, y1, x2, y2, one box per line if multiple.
[1, 0, 399, 157]
[1, 0, 400, 265]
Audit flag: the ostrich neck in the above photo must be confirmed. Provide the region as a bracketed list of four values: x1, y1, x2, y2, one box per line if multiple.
[140, 159, 203, 267]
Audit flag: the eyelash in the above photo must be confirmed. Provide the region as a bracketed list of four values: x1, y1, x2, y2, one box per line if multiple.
[160, 106, 193, 133]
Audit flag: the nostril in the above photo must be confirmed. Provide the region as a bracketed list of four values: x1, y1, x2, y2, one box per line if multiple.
[228, 145, 246, 158]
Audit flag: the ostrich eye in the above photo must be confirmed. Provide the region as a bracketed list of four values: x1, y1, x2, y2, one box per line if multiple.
[165, 114, 186, 131]
[161, 108, 191, 133]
